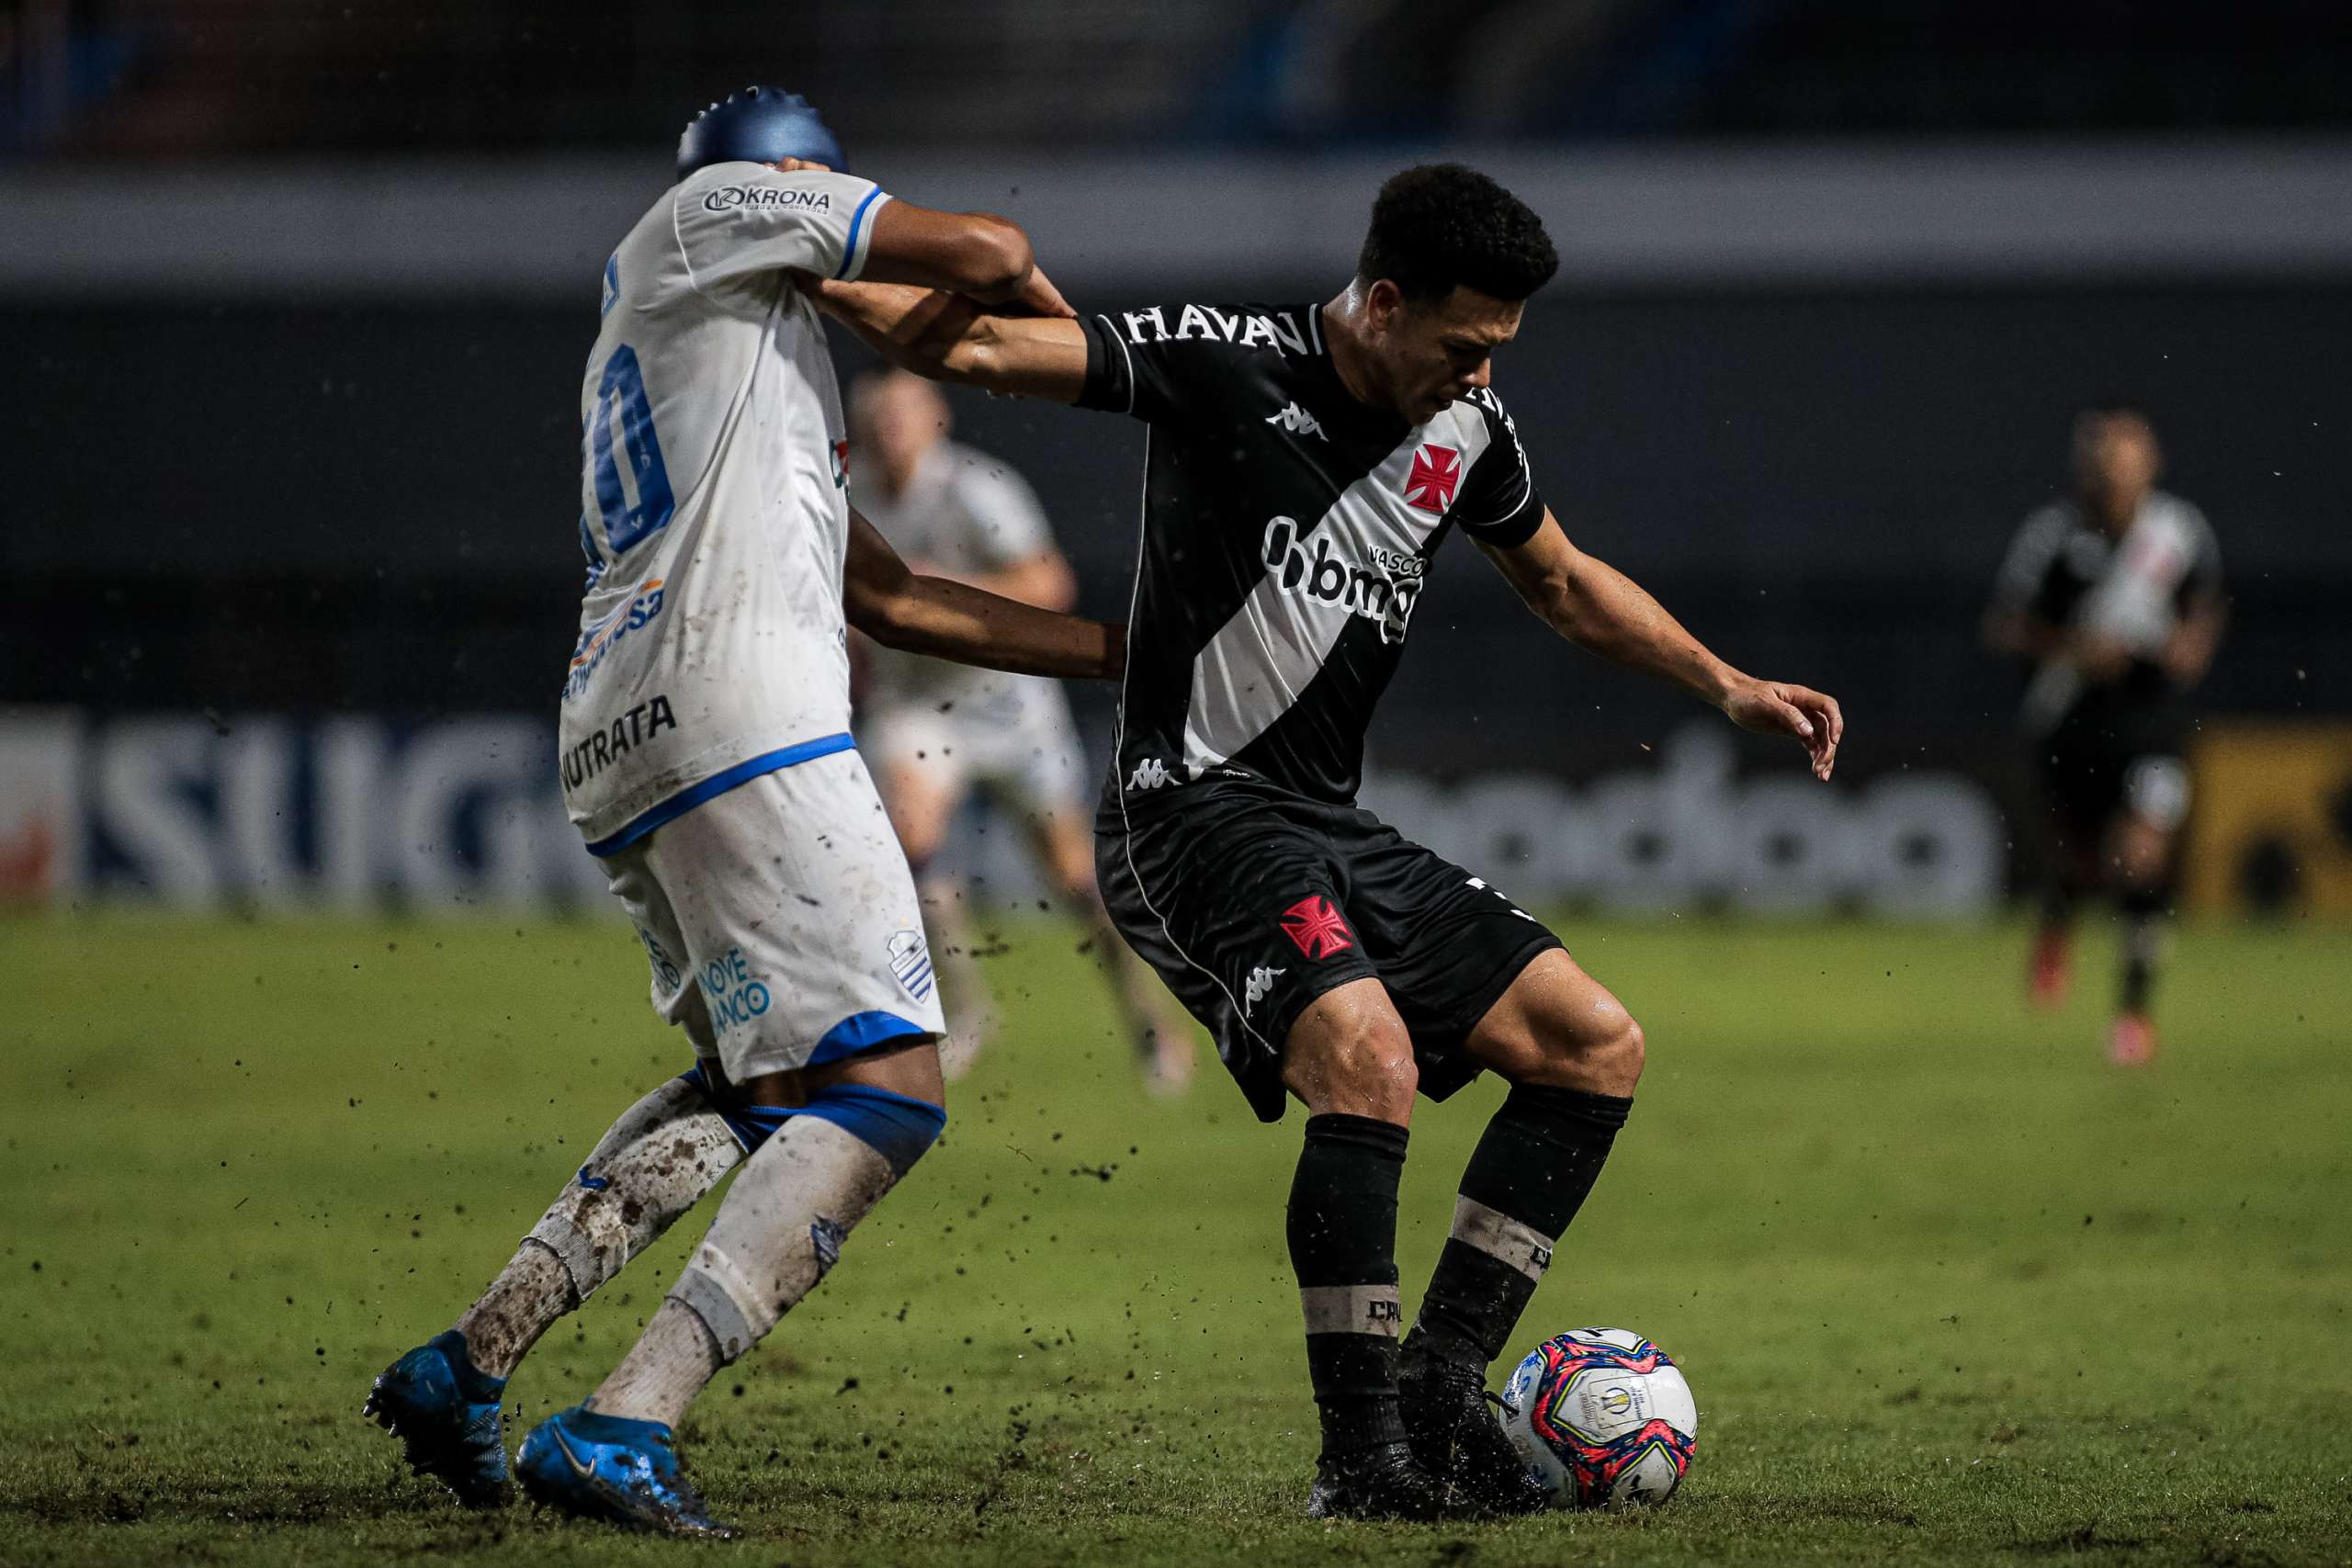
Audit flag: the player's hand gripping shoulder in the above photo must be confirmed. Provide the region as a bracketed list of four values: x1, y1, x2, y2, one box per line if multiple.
[842, 511, 1122, 682]
[1486, 510, 1845, 781]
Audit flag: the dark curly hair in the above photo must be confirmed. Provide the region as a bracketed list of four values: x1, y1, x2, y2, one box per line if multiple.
[1357, 164, 1558, 304]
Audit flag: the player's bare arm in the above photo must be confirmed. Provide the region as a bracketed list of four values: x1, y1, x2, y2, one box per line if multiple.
[811, 279, 1090, 400]
[1482, 511, 1844, 780]
[756, 152, 1070, 315]
[843, 510, 1120, 680]
[908, 550, 1079, 611]
[2163, 592, 2228, 687]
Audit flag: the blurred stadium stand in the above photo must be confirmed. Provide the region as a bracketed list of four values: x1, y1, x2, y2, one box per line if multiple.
[8, 1, 2352, 153]
[5, 0, 2349, 914]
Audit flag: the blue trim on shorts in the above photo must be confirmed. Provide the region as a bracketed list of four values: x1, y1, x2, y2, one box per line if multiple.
[583, 733, 855, 858]
[809, 1010, 933, 1066]
[674, 1063, 795, 1153]
[801, 1084, 946, 1176]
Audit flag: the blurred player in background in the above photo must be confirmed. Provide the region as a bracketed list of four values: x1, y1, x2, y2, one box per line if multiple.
[818, 164, 1843, 1520]
[363, 90, 1121, 1539]
[1984, 404, 2226, 1065]
[849, 369, 1193, 1090]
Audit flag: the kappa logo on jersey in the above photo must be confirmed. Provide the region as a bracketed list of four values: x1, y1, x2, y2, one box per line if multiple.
[886, 928, 935, 1001]
[1244, 964, 1286, 1013]
[1261, 516, 1428, 645]
[1404, 444, 1464, 513]
[1279, 895, 1355, 961]
[1265, 401, 1326, 440]
[702, 184, 834, 214]
[1126, 757, 1173, 791]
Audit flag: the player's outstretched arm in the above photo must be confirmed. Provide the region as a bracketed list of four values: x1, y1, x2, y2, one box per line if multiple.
[1483, 510, 1844, 781]
[842, 510, 1121, 680]
[811, 280, 1091, 402]
[858, 200, 1073, 317]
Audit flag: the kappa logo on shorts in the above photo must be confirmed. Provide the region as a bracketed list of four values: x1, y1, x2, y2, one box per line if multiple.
[886, 928, 935, 1001]
[1278, 895, 1355, 961]
[1244, 964, 1286, 1013]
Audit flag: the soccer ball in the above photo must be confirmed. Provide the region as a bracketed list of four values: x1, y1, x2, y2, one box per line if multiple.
[1497, 1327, 1699, 1509]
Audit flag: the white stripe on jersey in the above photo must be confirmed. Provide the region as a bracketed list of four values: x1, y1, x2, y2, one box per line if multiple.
[1178, 400, 1494, 777]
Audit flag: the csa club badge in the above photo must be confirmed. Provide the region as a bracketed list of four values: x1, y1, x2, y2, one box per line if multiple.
[886, 927, 934, 1000]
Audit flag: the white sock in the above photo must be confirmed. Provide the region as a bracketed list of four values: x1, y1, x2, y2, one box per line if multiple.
[586, 1114, 899, 1427]
[455, 1077, 741, 1379]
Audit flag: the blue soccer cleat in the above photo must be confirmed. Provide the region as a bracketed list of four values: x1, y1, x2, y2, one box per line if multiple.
[516, 1404, 739, 1540]
[362, 1328, 512, 1507]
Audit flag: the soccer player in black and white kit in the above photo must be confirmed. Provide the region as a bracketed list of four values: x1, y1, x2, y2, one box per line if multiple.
[1984, 406, 2226, 1065]
[818, 165, 1844, 1519]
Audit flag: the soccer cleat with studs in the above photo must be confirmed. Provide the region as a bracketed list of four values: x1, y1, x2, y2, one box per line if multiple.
[516, 1404, 740, 1540]
[1398, 1347, 1548, 1516]
[1304, 1438, 1453, 1521]
[362, 1329, 512, 1507]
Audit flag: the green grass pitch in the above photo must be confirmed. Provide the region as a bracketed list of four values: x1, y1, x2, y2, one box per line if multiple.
[3, 910, 2347, 1565]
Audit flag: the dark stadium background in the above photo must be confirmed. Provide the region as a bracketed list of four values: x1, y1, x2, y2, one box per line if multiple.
[6, 0, 2350, 913]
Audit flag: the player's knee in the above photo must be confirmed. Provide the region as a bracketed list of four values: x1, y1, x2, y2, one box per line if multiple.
[1527, 1001, 1644, 1096]
[1306, 1011, 1419, 1118]
[1594, 1011, 1646, 1092]
[798, 1083, 946, 1179]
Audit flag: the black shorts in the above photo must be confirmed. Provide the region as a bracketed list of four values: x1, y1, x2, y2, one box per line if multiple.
[2037, 685, 2193, 852]
[1096, 776, 1565, 1122]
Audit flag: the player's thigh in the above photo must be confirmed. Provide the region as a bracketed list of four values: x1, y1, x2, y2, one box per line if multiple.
[1278, 976, 1419, 1122]
[981, 697, 1096, 894]
[1341, 820, 1570, 1103]
[595, 839, 718, 1060]
[865, 712, 968, 864]
[1462, 948, 1645, 1096]
[640, 751, 946, 1084]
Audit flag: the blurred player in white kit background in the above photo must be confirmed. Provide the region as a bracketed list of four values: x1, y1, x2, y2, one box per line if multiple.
[849, 369, 1193, 1090]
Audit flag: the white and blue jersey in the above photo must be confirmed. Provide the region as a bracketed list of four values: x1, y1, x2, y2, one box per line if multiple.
[561, 161, 891, 853]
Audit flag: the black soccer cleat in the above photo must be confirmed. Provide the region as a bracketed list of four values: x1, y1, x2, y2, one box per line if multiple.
[1398, 1348, 1548, 1517]
[1304, 1439, 1453, 1521]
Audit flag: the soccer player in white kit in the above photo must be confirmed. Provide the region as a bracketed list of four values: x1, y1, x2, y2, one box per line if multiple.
[364, 90, 1120, 1538]
[849, 369, 1193, 1089]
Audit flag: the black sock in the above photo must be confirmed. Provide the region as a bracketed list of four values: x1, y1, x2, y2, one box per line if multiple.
[2120, 886, 2167, 1013]
[1406, 1085, 1633, 1368]
[1287, 1112, 1408, 1458]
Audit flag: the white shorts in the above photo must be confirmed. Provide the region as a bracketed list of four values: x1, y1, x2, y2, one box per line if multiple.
[596, 748, 946, 1080]
[863, 679, 1091, 820]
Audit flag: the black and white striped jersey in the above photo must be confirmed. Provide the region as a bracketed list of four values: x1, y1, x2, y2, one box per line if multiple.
[1077, 300, 1545, 807]
[1990, 491, 2222, 732]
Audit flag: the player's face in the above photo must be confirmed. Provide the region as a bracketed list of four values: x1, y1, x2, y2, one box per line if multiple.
[1373, 285, 1524, 423]
[850, 374, 948, 483]
[2072, 413, 2160, 522]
